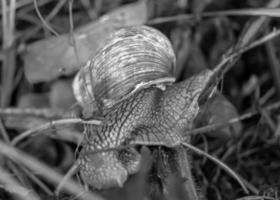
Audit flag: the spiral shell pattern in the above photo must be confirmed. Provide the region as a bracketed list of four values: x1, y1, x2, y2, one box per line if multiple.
[73, 25, 176, 111]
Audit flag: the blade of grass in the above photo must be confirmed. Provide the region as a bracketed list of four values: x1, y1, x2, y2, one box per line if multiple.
[33, 0, 59, 36]
[185, 101, 280, 136]
[2, 115, 53, 196]
[0, 0, 53, 13]
[237, 0, 280, 47]
[1, 0, 8, 43]
[236, 196, 276, 200]
[17, 0, 65, 41]
[0, 140, 104, 200]
[0, 119, 10, 142]
[68, 0, 81, 67]
[198, 26, 280, 105]
[1, 0, 16, 107]
[265, 40, 280, 98]
[46, 0, 66, 20]
[0, 165, 40, 200]
[55, 162, 79, 195]
[0, 107, 66, 119]
[9, 0, 16, 34]
[181, 142, 249, 194]
[129, 139, 249, 194]
[17, 163, 53, 196]
[5, 160, 34, 195]
[147, 8, 280, 25]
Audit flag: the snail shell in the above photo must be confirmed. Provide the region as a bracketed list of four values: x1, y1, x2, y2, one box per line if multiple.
[73, 25, 176, 112]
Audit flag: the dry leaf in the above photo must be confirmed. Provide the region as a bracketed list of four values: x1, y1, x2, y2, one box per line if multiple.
[24, 0, 148, 83]
[50, 79, 76, 109]
[18, 93, 50, 108]
[196, 92, 242, 139]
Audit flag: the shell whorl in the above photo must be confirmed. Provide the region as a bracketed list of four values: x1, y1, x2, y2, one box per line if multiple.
[73, 25, 176, 112]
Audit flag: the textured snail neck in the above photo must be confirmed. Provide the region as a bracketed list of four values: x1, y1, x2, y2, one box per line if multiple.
[78, 69, 213, 196]
[74, 25, 213, 199]
[78, 87, 164, 189]
[92, 70, 212, 147]
[86, 87, 163, 149]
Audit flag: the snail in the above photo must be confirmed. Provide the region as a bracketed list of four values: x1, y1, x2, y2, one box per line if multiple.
[73, 25, 213, 199]
[73, 25, 176, 114]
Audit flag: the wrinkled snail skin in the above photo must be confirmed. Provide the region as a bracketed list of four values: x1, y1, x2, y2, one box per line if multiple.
[78, 87, 161, 189]
[75, 25, 210, 199]
[77, 70, 212, 195]
[78, 150, 128, 189]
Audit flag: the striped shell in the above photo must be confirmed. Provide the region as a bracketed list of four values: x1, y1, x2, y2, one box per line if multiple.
[73, 25, 176, 112]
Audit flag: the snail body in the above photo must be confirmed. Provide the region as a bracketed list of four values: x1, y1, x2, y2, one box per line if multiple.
[75, 25, 212, 198]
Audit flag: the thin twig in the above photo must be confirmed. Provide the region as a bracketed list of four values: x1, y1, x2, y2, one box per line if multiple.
[181, 142, 249, 194]
[11, 118, 101, 146]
